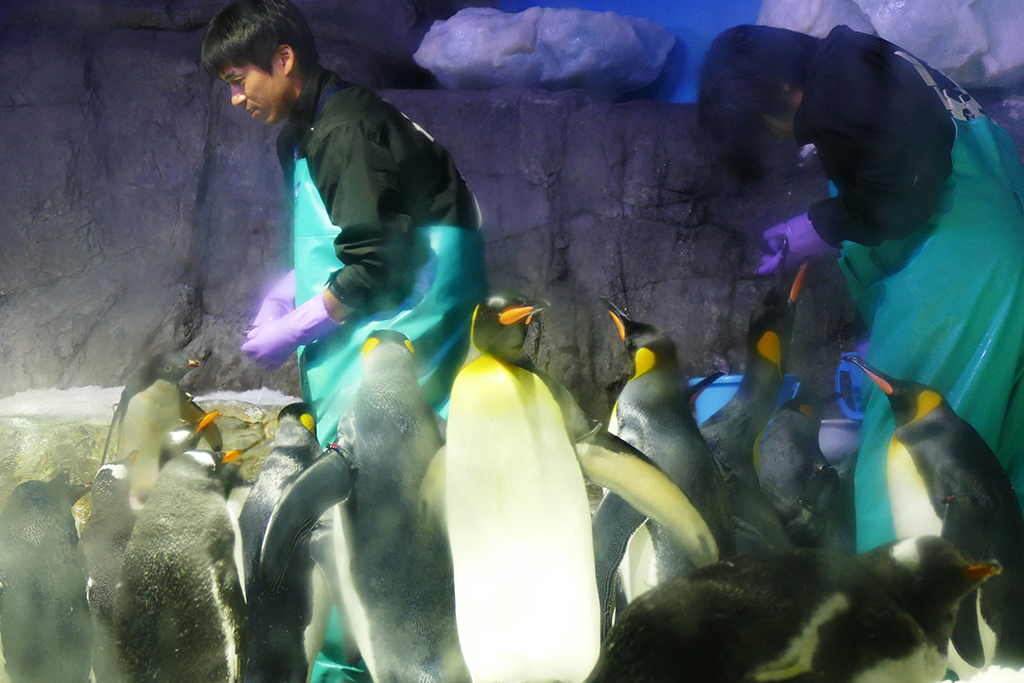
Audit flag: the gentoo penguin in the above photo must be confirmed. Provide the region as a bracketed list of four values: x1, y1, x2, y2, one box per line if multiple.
[699, 263, 808, 487]
[158, 409, 221, 469]
[445, 293, 719, 683]
[103, 350, 213, 504]
[586, 536, 1000, 683]
[592, 297, 734, 635]
[114, 450, 247, 683]
[0, 472, 92, 683]
[262, 331, 467, 683]
[79, 455, 136, 683]
[852, 357, 1024, 674]
[757, 393, 849, 550]
[238, 402, 332, 683]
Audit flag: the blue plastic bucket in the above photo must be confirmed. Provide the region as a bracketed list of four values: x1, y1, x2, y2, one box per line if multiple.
[689, 374, 801, 425]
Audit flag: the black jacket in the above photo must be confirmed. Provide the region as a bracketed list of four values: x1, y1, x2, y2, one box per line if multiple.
[795, 26, 959, 247]
[278, 67, 479, 314]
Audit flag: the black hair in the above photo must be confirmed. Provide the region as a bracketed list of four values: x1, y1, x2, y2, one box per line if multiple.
[697, 25, 819, 180]
[201, 0, 319, 77]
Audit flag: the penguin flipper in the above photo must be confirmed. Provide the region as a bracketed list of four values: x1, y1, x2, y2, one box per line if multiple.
[261, 446, 357, 593]
[941, 495, 991, 669]
[592, 492, 646, 641]
[418, 445, 447, 536]
[576, 430, 719, 568]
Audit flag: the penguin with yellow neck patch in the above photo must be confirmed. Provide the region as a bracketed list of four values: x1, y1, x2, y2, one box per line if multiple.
[446, 293, 719, 683]
[700, 263, 808, 487]
[852, 356, 1024, 674]
[592, 298, 734, 636]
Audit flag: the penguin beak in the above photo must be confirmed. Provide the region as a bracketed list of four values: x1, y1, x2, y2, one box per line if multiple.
[196, 410, 219, 433]
[184, 359, 201, 369]
[963, 563, 1003, 581]
[848, 356, 894, 396]
[600, 297, 630, 342]
[499, 299, 548, 326]
[69, 483, 92, 504]
[220, 449, 243, 465]
[789, 262, 809, 303]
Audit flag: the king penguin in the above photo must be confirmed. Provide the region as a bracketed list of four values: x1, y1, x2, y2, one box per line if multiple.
[757, 393, 850, 550]
[79, 455, 136, 683]
[699, 263, 807, 487]
[0, 472, 93, 683]
[852, 356, 1024, 674]
[114, 449, 247, 683]
[592, 297, 734, 636]
[586, 536, 1000, 683]
[238, 402, 333, 683]
[261, 330, 465, 683]
[103, 350, 215, 505]
[445, 293, 720, 683]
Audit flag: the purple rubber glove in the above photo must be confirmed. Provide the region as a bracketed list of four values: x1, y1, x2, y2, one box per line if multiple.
[758, 212, 831, 275]
[242, 292, 340, 369]
[252, 270, 296, 327]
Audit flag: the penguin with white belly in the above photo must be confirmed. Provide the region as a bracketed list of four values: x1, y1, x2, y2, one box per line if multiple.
[103, 350, 216, 504]
[592, 298, 734, 635]
[586, 535, 1000, 683]
[238, 402, 332, 683]
[446, 293, 720, 683]
[261, 330, 464, 683]
[114, 449, 247, 683]
[0, 472, 92, 683]
[851, 356, 1024, 674]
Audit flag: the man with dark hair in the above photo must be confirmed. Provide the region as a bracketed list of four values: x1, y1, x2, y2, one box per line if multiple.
[698, 24, 1024, 552]
[202, 1, 486, 680]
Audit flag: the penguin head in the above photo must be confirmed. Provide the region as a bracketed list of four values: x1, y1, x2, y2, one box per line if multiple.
[162, 450, 243, 500]
[849, 357, 945, 428]
[90, 455, 134, 507]
[747, 263, 808, 376]
[470, 293, 548, 362]
[1, 471, 90, 522]
[141, 350, 201, 386]
[864, 536, 1001, 642]
[602, 297, 678, 379]
[276, 402, 318, 439]
[361, 330, 417, 372]
[156, 410, 220, 471]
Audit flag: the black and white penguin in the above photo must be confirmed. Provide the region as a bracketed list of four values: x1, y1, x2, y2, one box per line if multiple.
[262, 331, 467, 683]
[0, 472, 93, 683]
[113, 449, 247, 683]
[238, 402, 331, 683]
[445, 293, 719, 683]
[158, 409, 221, 470]
[699, 263, 808, 487]
[852, 357, 1024, 674]
[103, 350, 214, 504]
[592, 297, 734, 635]
[586, 535, 1000, 683]
[757, 393, 851, 550]
[79, 455, 136, 683]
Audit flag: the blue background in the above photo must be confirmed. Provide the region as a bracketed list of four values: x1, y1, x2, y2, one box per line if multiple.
[497, 0, 762, 102]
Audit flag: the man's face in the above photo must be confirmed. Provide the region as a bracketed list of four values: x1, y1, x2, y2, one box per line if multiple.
[221, 52, 297, 125]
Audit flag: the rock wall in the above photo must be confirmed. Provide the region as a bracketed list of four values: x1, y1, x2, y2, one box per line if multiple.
[3, 3, 1024, 421]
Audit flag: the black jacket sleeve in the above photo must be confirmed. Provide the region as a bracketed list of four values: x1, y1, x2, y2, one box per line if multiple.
[795, 26, 956, 247]
[305, 114, 414, 313]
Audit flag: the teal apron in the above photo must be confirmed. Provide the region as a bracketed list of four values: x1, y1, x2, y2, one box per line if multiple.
[293, 156, 487, 681]
[838, 53, 1024, 551]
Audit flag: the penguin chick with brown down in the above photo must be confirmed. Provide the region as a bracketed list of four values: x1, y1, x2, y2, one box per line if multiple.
[586, 536, 1000, 683]
[113, 449, 247, 683]
[852, 357, 1024, 676]
[0, 472, 93, 683]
